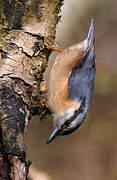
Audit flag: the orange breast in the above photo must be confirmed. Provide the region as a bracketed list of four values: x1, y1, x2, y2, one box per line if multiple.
[49, 45, 85, 115]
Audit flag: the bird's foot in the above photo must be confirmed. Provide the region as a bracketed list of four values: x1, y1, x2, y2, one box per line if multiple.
[40, 81, 48, 93]
[44, 41, 63, 53]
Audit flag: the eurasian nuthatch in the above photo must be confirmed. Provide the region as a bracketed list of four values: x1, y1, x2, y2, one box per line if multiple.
[47, 19, 96, 144]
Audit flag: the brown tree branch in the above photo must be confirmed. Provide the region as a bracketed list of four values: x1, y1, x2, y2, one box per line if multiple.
[0, 0, 64, 179]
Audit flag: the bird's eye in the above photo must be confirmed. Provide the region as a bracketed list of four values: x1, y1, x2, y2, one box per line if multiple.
[65, 120, 71, 126]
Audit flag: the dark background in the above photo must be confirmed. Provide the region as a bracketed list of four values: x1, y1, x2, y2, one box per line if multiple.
[27, 0, 117, 179]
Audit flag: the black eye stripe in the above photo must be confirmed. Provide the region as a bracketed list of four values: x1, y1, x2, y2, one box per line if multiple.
[62, 96, 86, 128]
[65, 120, 71, 126]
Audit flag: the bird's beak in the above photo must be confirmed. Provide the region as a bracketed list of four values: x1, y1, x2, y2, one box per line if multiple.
[46, 127, 59, 144]
[87, 18, 95, 46]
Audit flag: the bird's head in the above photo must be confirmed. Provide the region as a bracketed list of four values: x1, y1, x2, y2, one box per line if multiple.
[47, 19, 96, 144]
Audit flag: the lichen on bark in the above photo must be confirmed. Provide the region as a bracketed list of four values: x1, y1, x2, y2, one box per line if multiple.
[0, 0, 64, 179]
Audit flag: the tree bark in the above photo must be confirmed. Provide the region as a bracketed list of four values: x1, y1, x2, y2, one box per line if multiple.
[0, 0, 64, 179]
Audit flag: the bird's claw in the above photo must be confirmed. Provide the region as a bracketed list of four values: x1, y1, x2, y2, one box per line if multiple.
[44, 41, 63, 53]
[40, 81, 48, 93]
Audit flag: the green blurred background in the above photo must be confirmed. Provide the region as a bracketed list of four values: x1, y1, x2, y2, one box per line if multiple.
[27, 0, 117, 179]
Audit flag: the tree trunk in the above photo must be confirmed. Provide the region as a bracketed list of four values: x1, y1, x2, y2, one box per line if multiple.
[0, 0, 64, 179]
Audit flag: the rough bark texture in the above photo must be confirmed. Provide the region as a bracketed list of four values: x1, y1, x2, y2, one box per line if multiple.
[0, 0, 64, 179]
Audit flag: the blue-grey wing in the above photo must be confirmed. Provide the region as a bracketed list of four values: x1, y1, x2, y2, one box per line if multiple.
[68, 46, 96, 109]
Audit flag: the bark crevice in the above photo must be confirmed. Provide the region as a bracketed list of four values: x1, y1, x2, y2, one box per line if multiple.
[0, 0, 64, 179]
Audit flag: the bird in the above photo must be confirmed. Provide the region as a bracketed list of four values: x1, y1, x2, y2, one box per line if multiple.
[47, 19, 96, 144]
